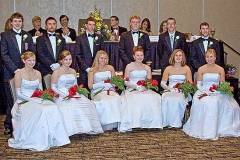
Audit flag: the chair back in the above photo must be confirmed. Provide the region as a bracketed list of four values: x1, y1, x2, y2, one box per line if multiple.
[44, 74, 52, 89]
[9, 78, 17, 103]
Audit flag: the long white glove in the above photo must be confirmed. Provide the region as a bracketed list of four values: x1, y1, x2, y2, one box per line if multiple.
[93, 83, 113, 90]
[125, 81, 145, 92]
[50, 63, 60, 71]
[197, 81, 206, 93]
[38, 83, 43, 90]
[16, 88, 43, 103]
[51, 83, 68, 97]
[161, 81, 178, 92]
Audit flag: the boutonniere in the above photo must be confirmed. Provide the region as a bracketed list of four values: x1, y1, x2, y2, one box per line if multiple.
[94, 36, 98, 42]
[139, 33, 143, 39]
[57, 39, 62, 46]
[208, 41, 213, 47]
[175, 36, 180, 42]
[23, 34, 28, 41]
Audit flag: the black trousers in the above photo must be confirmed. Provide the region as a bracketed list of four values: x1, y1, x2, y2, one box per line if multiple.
[3, 82, 13, 128]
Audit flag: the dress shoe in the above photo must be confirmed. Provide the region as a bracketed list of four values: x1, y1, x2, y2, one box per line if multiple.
[4, 127, 12, 135]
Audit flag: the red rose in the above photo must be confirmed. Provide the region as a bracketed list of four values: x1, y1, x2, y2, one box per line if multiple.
[230, 86, 234, 91]
[152, 80, 158, 86]
[31, 89, 42, 97]
[174, 83, 181, 89]
[55, 94, 60, 98]
[80, 84, 84, 88]
[125, 77, 129, 81]
[212, 84, 217, 90]
[137, 80, 146, 86]
[104, 79, 110, 83]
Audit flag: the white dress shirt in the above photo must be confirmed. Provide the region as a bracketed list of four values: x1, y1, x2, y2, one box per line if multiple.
[48, 32, 57, 60]
[13, 28, 22, 53]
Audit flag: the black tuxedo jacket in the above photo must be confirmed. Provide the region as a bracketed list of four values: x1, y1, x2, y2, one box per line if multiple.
[157, 31, 187, 71]
[111, 26, 127, 36]
[119, 31, 151, 67]
[190, 37, 221, 73]
[1, 29, 35, 82]
[75, 32, 104, 71]
[56, 27, 77, 41]
[36, 34, 66, 76]
[28, 28, 47, 37]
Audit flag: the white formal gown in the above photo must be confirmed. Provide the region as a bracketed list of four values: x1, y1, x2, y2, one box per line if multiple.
[162, 75, 189, 128]
[183, 73, 240, 140]
[54, 74, 103, 136]
[118, 70, 163, 132]
[9, 79, 70, 151]
[91, 71, 121, 131]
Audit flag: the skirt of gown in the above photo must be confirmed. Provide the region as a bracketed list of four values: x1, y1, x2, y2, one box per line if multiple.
[92, 91, 121, 131]
[55, 95, 103, 136]
[183, 91, 240, 140]
[118, 89, 163, 132]
[8, 100, 70, 151]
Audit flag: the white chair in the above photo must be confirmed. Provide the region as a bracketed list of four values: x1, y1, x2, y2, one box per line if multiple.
[44, 74, 52, 89]
[9, 78, 17, 103]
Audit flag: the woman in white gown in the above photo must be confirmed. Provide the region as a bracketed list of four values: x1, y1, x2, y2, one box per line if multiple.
[51, 50, 103, 136]
[118, 46, 163, 132]
[183, 49, 240, 140]
[88, 50, 121, 131]
[8, 51, 70, 151]
[161, 49, 192, 128]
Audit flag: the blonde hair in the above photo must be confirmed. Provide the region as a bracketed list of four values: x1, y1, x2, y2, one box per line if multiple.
[129, 15, 140, 22]
[91, 50, 109, 74]
[58, 50, 72, 65]
[169, 49, 186, 66]
[205, 49, 216, 57]
[4, 18, 12, 31]
[32, 16, 41, 23]
[21, 51, 35, 61]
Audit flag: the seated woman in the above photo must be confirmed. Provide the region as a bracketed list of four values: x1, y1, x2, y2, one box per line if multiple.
[118, 46, 162, 132]
[51, 50, 103, 136]
[140, 18, 153, 36]
[161, 49, 192, 128]
[8, 51, 70, 151]
[158, 20, 167, 35]
[88, 50, 121, 131]
[183, 49, 240, 140]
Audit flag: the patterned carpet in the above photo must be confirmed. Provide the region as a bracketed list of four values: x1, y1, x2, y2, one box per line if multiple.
[0, 115, 240, 160]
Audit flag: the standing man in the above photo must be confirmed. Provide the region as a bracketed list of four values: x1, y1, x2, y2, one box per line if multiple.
[157, 17, 187, 74]
[119, 15, 151, 71]
[110, 16, 127, 38]
[56, 15, 77, 42]
[36, 17, 66, 77]
[28, 16, 47, 37]
[75, 17, 104, 87]
[1, 12, 34, 135]
[190, 22, 221, 75]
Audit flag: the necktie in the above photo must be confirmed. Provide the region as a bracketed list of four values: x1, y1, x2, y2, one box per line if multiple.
[170, 35, 174, 51]
[15, 32, 22, 36]
[48, 33, 56, 37]
[88, 34, 94, 38]
[132, 31, 138, 34]
[202, 38, 208, 41]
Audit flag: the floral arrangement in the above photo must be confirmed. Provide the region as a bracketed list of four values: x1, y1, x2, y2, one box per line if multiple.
[136, 79, 159, 91]
[23, 34, 28, 41]
[57, 39, 62, 46]
[65, 84, 89, 99]
[225, 64, 236, 78]
[173, 81, 197, 98]
[79, 6, 112, 41]
[31, 89, 58, 101]
[198, 82, 234, 99]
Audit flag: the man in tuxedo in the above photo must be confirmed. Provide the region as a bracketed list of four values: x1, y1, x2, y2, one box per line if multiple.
[110, 16, 127, 38]
[28, 16, 47, 37]
[190, 22, 221, 74]
[119, 15, 151, 71]
[1, 12, 34, 134]
[75, 17, 104, 87]
[36, 17, 66, 77]
[56, 15, 77, 41]
[157, 17, 187, 74]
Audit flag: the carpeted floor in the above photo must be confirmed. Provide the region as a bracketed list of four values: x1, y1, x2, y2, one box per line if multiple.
[0, 115, 240, 160]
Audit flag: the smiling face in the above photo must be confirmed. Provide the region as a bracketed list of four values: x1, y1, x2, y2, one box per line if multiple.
[33, 20, 41, 30]
[167, 19, 176, 33]
[205, 52, 216, 64]
[24, 57, 36, 68]
[174, 51, 183, 63]
[61, 55, 72, 67]
[11, 18, 23, 31]
[46, 19, 57, 33]
[141, 21, 148, 30]
[200, 25, 210, 37]
[60, 16, 68, 28]
[85, 20, 95, 33]
[133, 51, 144, 63]
[98, 54, 108, 66]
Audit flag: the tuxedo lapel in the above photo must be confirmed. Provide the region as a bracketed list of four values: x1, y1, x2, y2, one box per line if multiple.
[128, 32, 134, 47]
[84, 33, 92, 53]
[10, 31, 21, 54]
[44, 35, 55, 59]
[173, 33, 178, 50]
[165, 34, 172, 51]
[198, 39, 205, 55]
[56, 36, 61, 61]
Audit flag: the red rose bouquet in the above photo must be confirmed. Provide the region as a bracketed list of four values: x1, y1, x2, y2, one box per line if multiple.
[65, 84, 89, 99]
[173, 81, 197, 98]
[136, 79, 159, 91]
[31, 89, 58, 102]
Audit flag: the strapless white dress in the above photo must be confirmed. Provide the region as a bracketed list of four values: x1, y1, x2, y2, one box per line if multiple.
[118, 70, 163, 132]
[54, 74, 103, 136]
[8, 79, 70, 151]
[91, 71, 121, 131]
[161, 75, 188, 128]
[183, 73, 240, 140]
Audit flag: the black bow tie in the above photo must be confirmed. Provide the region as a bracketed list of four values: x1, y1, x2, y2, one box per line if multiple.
[15, 32, 22, 36]
[202, 38, 208, 41]
[132, 31, 139, 34]
[48, 33, 56, 37]
[88, 34, 94, 38]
